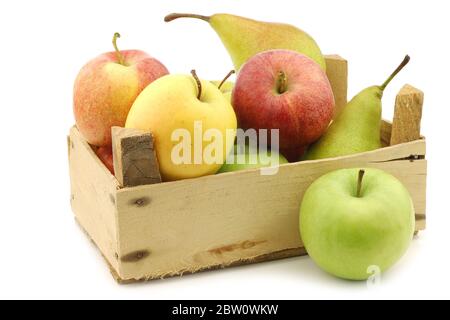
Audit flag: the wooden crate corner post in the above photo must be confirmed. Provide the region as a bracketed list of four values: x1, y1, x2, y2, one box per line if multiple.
[390, 84, 424, 146]
[325, 55, 348, 119]
[111, 127, 162, 188]
[390, 84, 426, 233]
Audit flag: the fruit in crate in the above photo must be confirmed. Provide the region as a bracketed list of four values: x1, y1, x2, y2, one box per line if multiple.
[218, 143, 288, 173]
[304, 55, 410, 160]
[300, 168, 415, 280]
[164, 13, 325, 71]
[95, 146, 114, 174]
[232, 49, 334, 161]
[211, 70, 235, 103]
[73, 33, 169, 146]
[125, 71, 237, 181]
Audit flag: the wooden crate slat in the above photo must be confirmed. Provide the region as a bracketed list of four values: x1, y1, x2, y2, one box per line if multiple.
[68, 127, 120, 272]
[114, 152, 426, 281]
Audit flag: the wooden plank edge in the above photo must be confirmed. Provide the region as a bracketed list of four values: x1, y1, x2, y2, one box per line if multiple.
[114, 247, 307, 284]
[111, 126, 161, 188]
[74, 217, 121, 280]
[117, 140, 426, 194]
[70, 126, 120, 189]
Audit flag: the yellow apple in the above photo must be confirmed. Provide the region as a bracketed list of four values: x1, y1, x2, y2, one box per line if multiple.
[126, 73, 237, 181]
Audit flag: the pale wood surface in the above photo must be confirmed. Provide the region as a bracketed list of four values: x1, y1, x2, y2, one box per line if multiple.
[115, 139, 426, 281]
[111, 127, 161, 188]
[325, 55, 348, 119]
[68, 127, 120, 273]
[390, 84, 424, 145]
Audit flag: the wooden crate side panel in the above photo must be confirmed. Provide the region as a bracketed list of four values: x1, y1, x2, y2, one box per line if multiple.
[115, 147, 426, 281]
[68, 127, 120, 272]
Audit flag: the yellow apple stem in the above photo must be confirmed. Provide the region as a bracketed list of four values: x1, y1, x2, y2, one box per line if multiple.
[112, 32, 125, 66]
[356, 169, 365, 198]
[218, 70, 235, 90]
[276, 71, 288, 94]
[380, 55, 410, 91]
[191, 70, 202, 100]
[164, 13, 211, 23]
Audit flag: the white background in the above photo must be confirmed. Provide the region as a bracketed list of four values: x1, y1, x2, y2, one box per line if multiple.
[0, 0, 449, 300]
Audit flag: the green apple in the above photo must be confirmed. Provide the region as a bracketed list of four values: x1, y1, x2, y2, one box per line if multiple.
[300, 168, 415, 280]
[218, 144, 288, 173]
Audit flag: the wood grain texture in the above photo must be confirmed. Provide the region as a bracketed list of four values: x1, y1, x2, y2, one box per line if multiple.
[391, 84, 424, 145]
[114, 139, 426, 281]
[111, 127, 161, 188]
[325, 55, 348, 119]
[68, 126, 120, 273]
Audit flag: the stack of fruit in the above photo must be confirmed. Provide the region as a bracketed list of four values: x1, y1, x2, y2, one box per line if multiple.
[73, 13, 416, 281]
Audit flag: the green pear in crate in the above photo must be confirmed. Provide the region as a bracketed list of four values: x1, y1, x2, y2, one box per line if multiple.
[304, 55, 410, 160]
[164, 13, 326, 71]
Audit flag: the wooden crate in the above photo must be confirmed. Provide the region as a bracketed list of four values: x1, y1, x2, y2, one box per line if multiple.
[68, 55, 426, 283]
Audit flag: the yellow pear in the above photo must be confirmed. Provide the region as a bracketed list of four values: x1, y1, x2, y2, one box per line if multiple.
[165, 13, 326, 71]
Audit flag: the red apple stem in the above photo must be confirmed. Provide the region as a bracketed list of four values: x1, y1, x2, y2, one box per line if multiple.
[380, 55, 410, 91]
[218, 70, 235, 90]
[356, 169, 365, 198]
[164, 13, 211, 23]
[112, 32, 125, 66]
[276, 71, 288, 94]
[191, 70, 202, 100]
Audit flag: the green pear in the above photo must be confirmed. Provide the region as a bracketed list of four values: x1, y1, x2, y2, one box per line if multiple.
[165, 13, 325, 71]
[304, 55, 410, 160]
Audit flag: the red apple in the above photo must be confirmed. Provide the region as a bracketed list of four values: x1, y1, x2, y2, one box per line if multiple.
[74, 33, 169, 147]
[232, 49, 334, 161]
[95, 146, 114, 174]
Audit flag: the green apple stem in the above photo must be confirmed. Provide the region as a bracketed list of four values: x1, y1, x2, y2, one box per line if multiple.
[356, 169, 365, 198]
[112, 32, 125, 66]
[380, 55, 410, 91]
[191, 70, 202, 100]
[218, 70, 235, 90]
[276, 71, 288, 94]
[164, 13, 211, 23]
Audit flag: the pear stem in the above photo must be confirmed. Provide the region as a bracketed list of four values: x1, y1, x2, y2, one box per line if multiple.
[191, 70, 202, 100]
[356, 169, 365, 198]
[276, 71, 288, 94]
[380, 55, 410, 91]
[218, 70, 235, 90]
[164, 13, 211, 23]
[112, 33, 125, 65]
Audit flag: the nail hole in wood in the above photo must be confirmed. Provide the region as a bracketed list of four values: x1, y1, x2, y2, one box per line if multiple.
[120, 250, 150, 263]
[109, 194, 116, 205]
[114, 253, 119, 260]
[129, 197, 151, 207]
